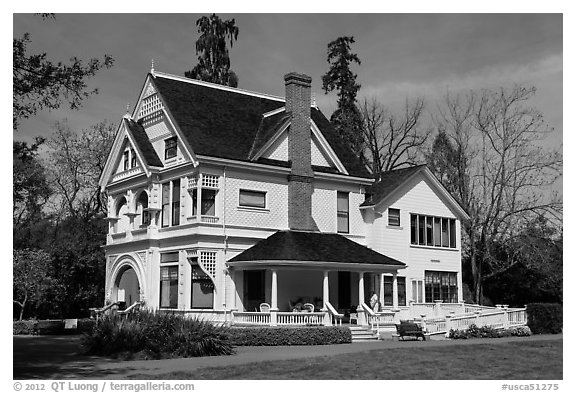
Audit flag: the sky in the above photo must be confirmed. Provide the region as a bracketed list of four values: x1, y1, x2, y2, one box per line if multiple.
[12, 13, 563, 153]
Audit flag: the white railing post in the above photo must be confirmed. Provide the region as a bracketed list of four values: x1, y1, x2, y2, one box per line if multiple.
[445, 314, 453, 337]
[474, 310, 482, 327]
[434, 300, 443, 317]
[420, 315, 427, 333]
[502, 305, 509, 328]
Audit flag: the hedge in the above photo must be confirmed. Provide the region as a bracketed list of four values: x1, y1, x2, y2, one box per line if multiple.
[228, 326, 352, 346]
[526, 303, 563, 334]
[448, 324, 532, 339]
[13, 318, 96, 335]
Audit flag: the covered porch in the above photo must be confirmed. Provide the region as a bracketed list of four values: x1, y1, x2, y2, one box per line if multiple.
[226, 230, 407, 327]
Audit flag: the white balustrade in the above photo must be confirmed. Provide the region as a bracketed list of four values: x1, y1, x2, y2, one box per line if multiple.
[232, 312, 271, 325]
[277, 312, 325, 326]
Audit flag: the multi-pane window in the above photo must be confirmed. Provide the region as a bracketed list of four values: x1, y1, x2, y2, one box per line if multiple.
[337, 191, 349, 233]
[136, 192, 150, 227]
[410, 214, 457, 249]
[388, 208, 400, 226]
[160, 265, 178, 309]
[424, 271, 458, 303]
[162, 180, 181, 227]
[164, 137, 177, 159]
[239, 189, 266, 208]
[382, 276, 407, 307]
[190, 174, 220, 218]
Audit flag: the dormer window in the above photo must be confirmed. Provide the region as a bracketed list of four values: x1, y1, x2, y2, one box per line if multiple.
[165, 137, 177, 159]
[123, 151, 129, 171]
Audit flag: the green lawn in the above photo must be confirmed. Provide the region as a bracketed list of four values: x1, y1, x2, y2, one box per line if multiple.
[128, 340, 562, 380]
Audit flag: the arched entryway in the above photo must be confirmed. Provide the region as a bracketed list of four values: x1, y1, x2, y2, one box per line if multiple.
[115, 265, 141, 308]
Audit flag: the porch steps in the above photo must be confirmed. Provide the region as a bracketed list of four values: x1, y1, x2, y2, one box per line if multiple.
[349, 325, 379, 342]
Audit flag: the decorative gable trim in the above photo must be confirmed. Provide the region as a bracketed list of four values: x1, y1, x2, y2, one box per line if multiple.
[99, 116, 151, 190]
[263, 107, 286, 118]
[132, 74, 199, 168]
[310, 120, 348, 175]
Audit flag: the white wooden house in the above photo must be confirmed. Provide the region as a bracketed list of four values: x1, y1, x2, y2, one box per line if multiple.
[98, 69, 526, 334]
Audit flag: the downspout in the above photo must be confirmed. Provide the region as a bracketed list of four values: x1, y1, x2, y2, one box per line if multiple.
[222, 165, 228, 310]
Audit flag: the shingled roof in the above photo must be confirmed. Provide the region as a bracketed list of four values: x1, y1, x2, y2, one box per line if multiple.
[126, 118, 163, 167]
[361, 165, 426, 207]
[151, 74, 371, 179]
[228, 230, 405, 266]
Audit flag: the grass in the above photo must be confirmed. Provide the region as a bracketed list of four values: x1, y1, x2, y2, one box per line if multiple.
[127, 339, 562, 380]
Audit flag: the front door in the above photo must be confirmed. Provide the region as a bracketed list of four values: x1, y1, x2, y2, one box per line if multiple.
[243, 270, 265, 312]
[338, 271, 351, 311]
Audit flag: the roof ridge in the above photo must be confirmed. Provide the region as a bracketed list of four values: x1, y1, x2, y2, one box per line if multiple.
[153, 71, 286, 103]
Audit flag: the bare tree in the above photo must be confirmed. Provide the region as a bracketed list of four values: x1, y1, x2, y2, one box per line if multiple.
[361, 97, 430, 175]
[46, 120, 116, 220]
[429, 86, 562, 304]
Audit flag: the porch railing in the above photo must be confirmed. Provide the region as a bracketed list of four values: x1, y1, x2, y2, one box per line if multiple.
[232, 311, 271, 325]
[277, 312, 325, 326]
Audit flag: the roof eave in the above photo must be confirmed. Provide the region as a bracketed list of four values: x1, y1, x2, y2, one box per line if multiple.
[226, 260, 406, 271]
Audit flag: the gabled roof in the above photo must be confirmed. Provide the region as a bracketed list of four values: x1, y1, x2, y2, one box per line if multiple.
[150, 73, 371, 179]
[361, 164, 470, 220]
[153, 75, 285, 161]
[361, 165, 426, 207]
[228, 230, 405, 266]
[126, 119, 163, 167]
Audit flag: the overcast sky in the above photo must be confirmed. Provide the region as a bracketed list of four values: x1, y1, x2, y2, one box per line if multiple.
[12, 13, 562, 152]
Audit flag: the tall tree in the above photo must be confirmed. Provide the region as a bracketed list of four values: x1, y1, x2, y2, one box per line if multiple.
[428, 86, 562, 304]
[13, 249, 52, 320]
[46, 120, 116, 220]
[185, 13, 239, 87]
[322, 36, 364, 158]
[361, 97, 430, 175]
[13, 15, 114, 130]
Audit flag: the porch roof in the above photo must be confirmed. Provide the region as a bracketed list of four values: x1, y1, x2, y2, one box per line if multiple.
[227, 230, 406, 270]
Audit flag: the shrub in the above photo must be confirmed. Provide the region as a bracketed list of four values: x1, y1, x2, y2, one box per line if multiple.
[229, 326, 352, 346]
[448, 324, 532, 339]
[81, 311, 234, 359]
[526, 303, 563, 334]
[13, 320, 38, 335]
[36, 320, 65, 335]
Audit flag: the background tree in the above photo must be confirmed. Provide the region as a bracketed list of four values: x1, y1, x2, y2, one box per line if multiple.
[428, 86, 562, 304]
[13, 249, 52, 320]
[185, 13, 239, 87]
[322, 36, 364, 159]
[361, 97, 430, 175]
[13, 15, 114, 130]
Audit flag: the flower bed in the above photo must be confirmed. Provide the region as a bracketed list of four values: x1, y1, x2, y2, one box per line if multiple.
[448, 324, 532, 339]
[229, 325, 352, 346]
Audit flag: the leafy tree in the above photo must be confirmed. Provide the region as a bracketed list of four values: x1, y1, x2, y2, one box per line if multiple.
[13, 249, 52, 320]
[361, 97, 430, 175]
[13, 138, 51, 235]
[185, 13, 239, 87]
[322, 36, 364, 158]
[428, 86, 562, 304]
[13, 15, 114, 130]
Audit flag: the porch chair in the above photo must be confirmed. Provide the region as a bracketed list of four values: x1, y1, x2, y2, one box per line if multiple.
[303, 303, 315, 312]
[259, 303, 271, 313]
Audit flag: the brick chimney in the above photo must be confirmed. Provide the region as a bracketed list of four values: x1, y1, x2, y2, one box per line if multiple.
[284, 72, 318, 231]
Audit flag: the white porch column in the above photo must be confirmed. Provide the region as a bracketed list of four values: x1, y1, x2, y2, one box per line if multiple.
[322, 270, 332, 326]
[230, 268, 237, 310]
[392, 273, 399, 310]
[357, 271, 367, 326]
[322, 270, 330, 308]
[270, 269, 278, 326]
[379, 273, 385, 308]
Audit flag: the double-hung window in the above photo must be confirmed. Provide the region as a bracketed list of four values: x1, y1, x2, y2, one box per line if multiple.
[160, 252, 179, 309]
[424, 271, 458, 303]
[189, 174, 219, 220]
[337, 191, 349, 233]
[388, 208, 400, 226]
[239, 189, 266, 209]
[164, 137, 177, 160]
[161, 179, 181, 227]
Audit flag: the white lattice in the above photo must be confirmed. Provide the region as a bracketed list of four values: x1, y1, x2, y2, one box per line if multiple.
[139, 93, 163, 118]
[188, 175, 199, 189]
[199, 251, 217, 279]
[202, 174, 220, 189]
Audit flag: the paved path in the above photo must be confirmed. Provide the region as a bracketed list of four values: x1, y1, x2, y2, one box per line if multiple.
[13, 334, 562, 380]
